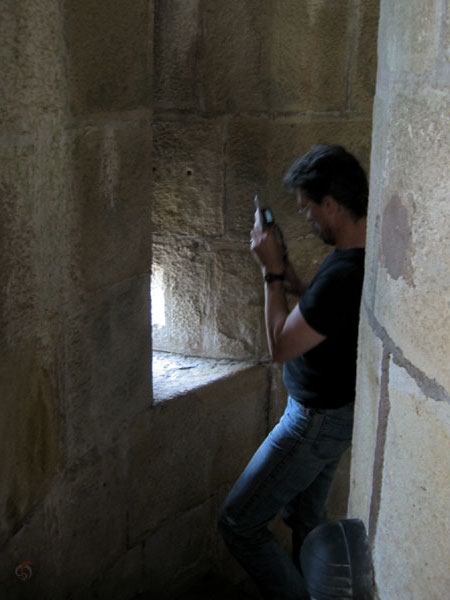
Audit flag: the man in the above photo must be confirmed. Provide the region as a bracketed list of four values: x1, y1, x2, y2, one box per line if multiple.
[219, 145, 368, 599]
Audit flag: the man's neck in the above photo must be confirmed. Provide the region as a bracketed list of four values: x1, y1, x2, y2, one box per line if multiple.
[334, 217, 367, 250]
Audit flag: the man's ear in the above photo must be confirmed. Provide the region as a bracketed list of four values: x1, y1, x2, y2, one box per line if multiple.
[322, 195, 340, 215]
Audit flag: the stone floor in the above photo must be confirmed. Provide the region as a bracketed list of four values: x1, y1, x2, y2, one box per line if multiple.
[133, 572, 260, 600]
[175, 573, 260, 599]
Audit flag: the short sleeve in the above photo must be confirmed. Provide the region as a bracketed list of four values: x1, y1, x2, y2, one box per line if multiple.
[299, 266, 361, 337]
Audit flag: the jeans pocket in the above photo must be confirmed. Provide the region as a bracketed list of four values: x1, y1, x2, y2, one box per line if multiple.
[311, 414, 354, 460]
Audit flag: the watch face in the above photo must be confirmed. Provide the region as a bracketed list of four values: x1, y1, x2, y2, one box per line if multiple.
[263, 208, 274, 225]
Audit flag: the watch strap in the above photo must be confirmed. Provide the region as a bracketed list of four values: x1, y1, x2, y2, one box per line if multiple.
[264, 272, 285, 283]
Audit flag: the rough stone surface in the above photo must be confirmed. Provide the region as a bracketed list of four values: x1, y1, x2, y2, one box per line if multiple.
[0, 0, 66, 130]
[350, 0, 380, 113]
[142, 500, 213, 598]
[152, 240, 210, 355]
[127, 364, 269, 542]
[372, 85, 450, 391]
[65, 0, 151, 115]
[271, 0, 350, 112]
[374, 363, 450, 600]
[349, 1, 450, 598]
[73, 122, 152, 291]
[152, 120, 224, 237]
[0, 0, 380, 597]
[209, 249, 265, 358]
[154, 0, 271, 113]
[63, 276, 151, 462]
[348, 307, 383, 526]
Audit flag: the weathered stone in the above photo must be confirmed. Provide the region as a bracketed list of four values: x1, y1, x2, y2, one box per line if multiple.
[0, 0, 66, 130]
[209, 249, 265, 359]
[377, 0, 441, 79]
[0, 125, 74, 344]
[65, 0, 151, 115]
[199, 0, 271, 113]
[72, 122, 152, 292]
[154, 0, 201, 111]
[348, 306, 384, 526]
[152, 240, 210, 355]
[270, 0, 351, 112]
[127, 364, 269, 542]
[63, 276, 151, 462]
[152, 120, 224, 237]
[374, 363, 450, 599]
[326, 448, 351, 521]
[155, 0, 271, 113]
[225, 119, 270, 239]
[350, 0, 380, 113]
[372, 87, 450, 391]
[142, 501, 212, 598]
[269, 120, 373, 192]
[0, 346, 60, 548]
[92, 542, 144, 600]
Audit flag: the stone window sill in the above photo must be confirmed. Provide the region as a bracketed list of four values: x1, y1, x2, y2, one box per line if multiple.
[152, 351, 260, 403]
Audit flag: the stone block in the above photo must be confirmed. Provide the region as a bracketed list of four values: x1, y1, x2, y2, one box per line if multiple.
[0, 0, 66, 130]
[348, 306, 383, 525]
[326, 447, 351, 521]
[349, 0, 380, 113]
[127, 364, 269, 542]
[93, 543, 144, 600]
[374, 362, 450, 599]
[50, 448, 128, 599]
[0, 446, 128, 600]
[72, 122, 152, 292]
[372, 86, 450, 391]
[268, 120, 373, 192]
[153, 0, 201, 111]
[0, 125, 74, 344]
[198, 0, 271, 113]
[225, 119, 270, 239]
[151, 240, 210, 355]
[142, 501, 212, 597]
[64, 0, 151, 115]
[154, 0, 271, 113]
[377, 0, 441, 79]
[152, 120, 224, 237]
[0, 346, 60, 548]
[0, 497, 61, 600]
[270, 0, 350, 112]
[209, 249, 265, 359]
[63, 276, 151, 461]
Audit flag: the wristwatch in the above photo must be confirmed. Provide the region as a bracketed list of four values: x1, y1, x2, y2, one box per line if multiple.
[264, 272, 285, 284]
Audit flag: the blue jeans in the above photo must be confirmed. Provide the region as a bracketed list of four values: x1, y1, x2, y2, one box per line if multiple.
[218, 397, 354, 600]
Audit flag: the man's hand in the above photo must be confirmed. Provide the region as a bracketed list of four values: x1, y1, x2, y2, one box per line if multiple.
[250, 211, 285, 274]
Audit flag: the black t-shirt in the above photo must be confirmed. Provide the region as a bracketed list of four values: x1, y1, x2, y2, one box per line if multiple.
[282, 248, 365, 409]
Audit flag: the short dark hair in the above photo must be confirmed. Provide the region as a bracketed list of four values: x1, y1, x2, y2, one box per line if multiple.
[283, 144, 369, 219]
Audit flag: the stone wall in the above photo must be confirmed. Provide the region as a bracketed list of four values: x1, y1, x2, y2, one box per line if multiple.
[152, 0, 379, 359]
[0, 1, 379, 598]
[0, 0, 152, 597]
[348, 1, 450, 598]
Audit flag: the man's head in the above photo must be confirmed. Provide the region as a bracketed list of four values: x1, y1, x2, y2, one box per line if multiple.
[283, 145, 368, 245]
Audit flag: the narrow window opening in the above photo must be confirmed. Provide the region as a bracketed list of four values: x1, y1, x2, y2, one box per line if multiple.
[151, 266, 166, 329]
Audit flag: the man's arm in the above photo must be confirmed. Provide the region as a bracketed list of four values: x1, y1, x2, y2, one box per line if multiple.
[250, 221, 325, 362]
[283, 259, 309, 296]
[264, 280, 325, 362]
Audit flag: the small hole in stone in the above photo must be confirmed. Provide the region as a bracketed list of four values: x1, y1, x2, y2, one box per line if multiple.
[186, 169, 193, 176]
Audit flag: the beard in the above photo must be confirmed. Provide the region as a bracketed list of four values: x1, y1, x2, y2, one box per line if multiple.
[310, 221, 336, 245]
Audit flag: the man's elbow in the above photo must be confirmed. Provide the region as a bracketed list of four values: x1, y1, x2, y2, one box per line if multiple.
[270, 346, 287, 363]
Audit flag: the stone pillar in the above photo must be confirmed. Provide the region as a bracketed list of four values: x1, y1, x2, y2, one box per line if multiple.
[349, 1, 450, 598]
